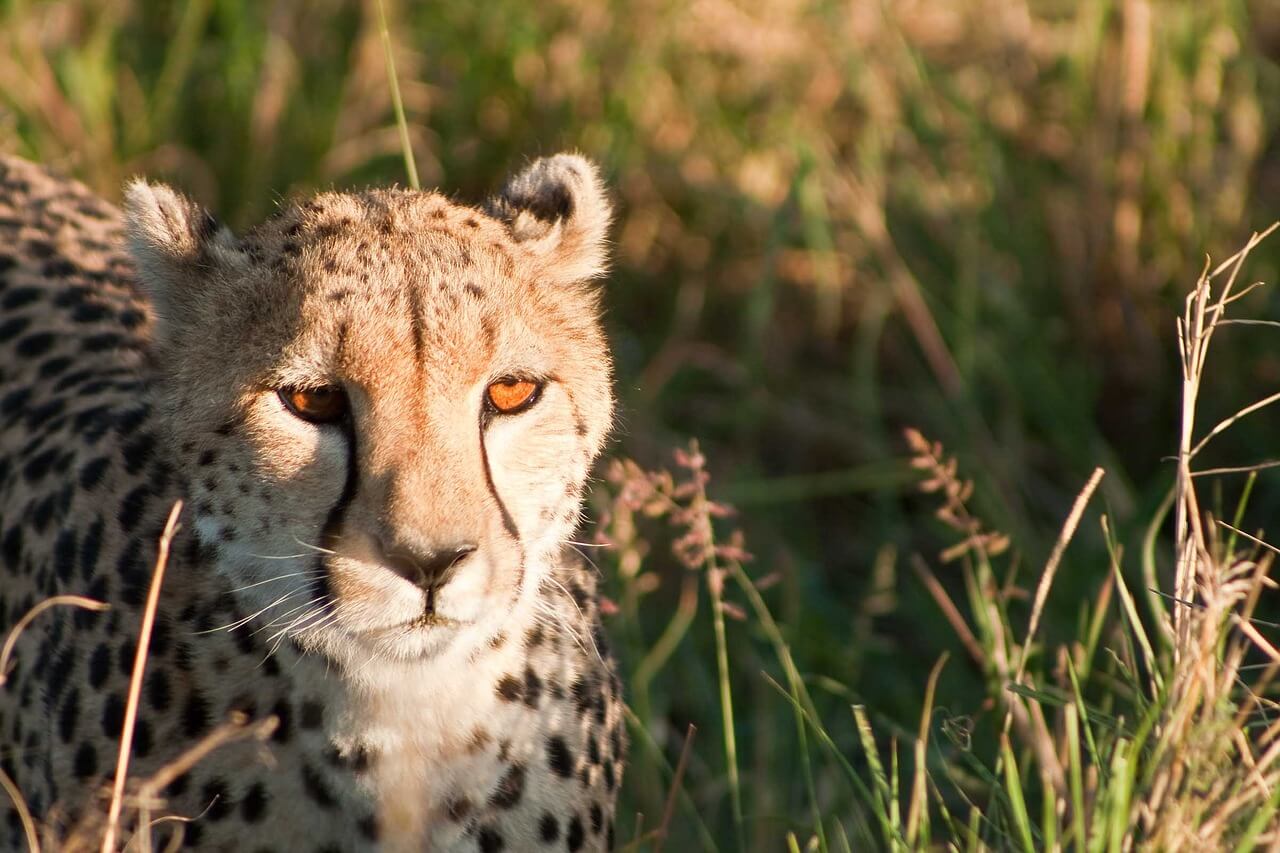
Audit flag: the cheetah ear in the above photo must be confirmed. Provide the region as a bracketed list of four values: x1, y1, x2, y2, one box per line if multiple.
[123, 179, 239, 327]
[486, 153, 612, 282]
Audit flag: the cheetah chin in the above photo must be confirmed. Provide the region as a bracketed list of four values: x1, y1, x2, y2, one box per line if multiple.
[0, 152, 626, 851]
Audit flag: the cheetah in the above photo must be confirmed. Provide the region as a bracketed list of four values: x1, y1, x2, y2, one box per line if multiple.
[0, 153, 625, 851]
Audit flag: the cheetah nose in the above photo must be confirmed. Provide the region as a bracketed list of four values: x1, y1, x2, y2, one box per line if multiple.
[383, 541, 477, 595]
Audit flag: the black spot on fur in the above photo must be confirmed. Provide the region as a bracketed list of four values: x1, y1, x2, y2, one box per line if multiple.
[53, 528, 77, 582]
[71, 301, 111, 323]
[300, 764, 337, 809]
[446, 796, 471, 821]
[0, 526, 22, 566]
[566, 814, 585, 851]
[117, 483, 152, 532]
[489, 763, 526, 810]
[48, 647, 76, 702]
[547, 735, 574, 778]
[299, 700, 323, 730]
[101, 693, 124, 738]
[87, 642, 110, 689]
[82, 332, 124, 352]
[496, 674, 522, 702]
[117, 636, 136, 676]
[0, 387, 31, 421]
[477, 826, 504, 852]
[122, 433, 156, 474]
[590, 803, 603, 834]
[58, 687, 80, 742]
[37, 355, 73, 378]
[117, 540, 149, 606]
[240, 783, 268, 822]
[164, 772, 190, 798]
[0, 287, 40, 309]
[523, 666, 543, 708]
[539, 813, 560, 842]
[146, 669, 172, 712]
[182, 690, 211, 738]
[270, 698, 293, 743]
[202, 779, 233, 820]
[0, 316, 31, 342]
[22, 448, 58, 482]
[134, 718, 154, 758]
[72, 742, 98, 779]
[41, 259, 77, 278]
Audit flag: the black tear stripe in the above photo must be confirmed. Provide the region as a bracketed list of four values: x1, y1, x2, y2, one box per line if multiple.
[479, 419, 529, 600]
[315, 325, 359, 612]
[478, 418, 520, 542]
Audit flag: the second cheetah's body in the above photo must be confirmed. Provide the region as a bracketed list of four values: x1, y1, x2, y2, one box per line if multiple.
[0, 154, 624, 851]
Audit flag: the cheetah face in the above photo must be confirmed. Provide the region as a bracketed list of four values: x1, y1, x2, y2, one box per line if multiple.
[125, 155, 614, 668]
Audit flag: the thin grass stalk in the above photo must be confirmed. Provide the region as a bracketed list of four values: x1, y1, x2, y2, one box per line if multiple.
[1000, 736, 1035, 853]
[725, 560, 827, 849]
[906, 653, 948, 846]
[101, 502, 183, 852]
[705, 569, 743, 850]
[375, 0, 418, 190]
[853, 705, 898, 850]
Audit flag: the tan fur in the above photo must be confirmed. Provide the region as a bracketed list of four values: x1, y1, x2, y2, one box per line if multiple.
[0, 154, 625, 851]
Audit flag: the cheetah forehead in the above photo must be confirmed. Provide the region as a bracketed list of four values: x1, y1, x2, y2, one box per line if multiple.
[126, 153, 610, 316]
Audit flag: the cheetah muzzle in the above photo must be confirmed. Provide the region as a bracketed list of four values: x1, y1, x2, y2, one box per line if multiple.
[0, 153, 625, 851]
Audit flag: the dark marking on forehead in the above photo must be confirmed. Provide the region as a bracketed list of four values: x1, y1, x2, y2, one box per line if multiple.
[465, 283, 484, 299]
[404, 282, 426, 364]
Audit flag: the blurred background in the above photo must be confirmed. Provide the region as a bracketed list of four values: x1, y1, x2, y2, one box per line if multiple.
[4, 0, 1280, 847]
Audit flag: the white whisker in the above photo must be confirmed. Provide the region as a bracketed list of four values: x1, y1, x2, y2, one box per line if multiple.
[225, 570, 324, 594]
[292, 535, 337, 556]
[197, 588, 304, 635]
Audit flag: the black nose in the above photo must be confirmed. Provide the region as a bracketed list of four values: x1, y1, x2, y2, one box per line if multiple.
[383, 541, 476, 596]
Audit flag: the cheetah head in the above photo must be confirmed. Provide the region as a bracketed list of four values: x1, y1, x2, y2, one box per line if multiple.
[124, 155, 614, 670]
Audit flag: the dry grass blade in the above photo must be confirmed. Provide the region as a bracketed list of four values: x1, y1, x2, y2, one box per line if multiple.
[0, 595, 108, 686]
[1012, 467, 1105, 687]
[0, 765, 39, 853]
[101, 501, 183, 853]
[133, 714, 278, 807]
[652, 724, 696, 853]
[909, 555, 985, 667]
[1175, 223, 1279, 652]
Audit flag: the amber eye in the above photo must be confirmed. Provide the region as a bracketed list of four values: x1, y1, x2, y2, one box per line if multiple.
[486, 379, 541, 415]
[279, 385, 349, 423]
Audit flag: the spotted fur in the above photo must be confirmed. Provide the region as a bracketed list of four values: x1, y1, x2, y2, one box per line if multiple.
[0, 153, 624, 851]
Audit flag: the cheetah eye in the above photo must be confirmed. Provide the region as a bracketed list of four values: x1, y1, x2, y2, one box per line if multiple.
[279, 385, 349, 424]
[485, 379, 542, 415]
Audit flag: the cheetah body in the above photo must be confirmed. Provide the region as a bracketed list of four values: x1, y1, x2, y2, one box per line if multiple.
[0, 154, 624, 851]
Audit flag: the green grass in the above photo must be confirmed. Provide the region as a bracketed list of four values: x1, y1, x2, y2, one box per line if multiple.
[5, 0, 1280, 848]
